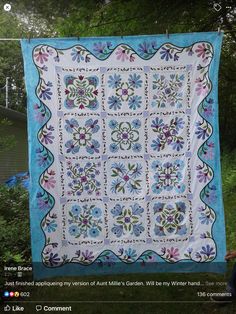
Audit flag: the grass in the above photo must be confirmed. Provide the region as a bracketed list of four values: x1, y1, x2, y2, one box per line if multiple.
[15, 269, 236, 313]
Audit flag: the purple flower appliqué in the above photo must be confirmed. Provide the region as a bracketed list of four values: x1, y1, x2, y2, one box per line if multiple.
[160, 47, 173, 61]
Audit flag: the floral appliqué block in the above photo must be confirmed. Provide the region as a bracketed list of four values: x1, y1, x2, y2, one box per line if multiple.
[151, 160, 186, 194]
[63, 117, 101, 155]
[148, 116, 187, 153]
[105, 72, 146, 112]
[151, 72, 185, 109]
[151, 201, 188, 237]
[66, 161, 102, 197]
[64, 75, 99, 110]
[110, 203, 145, 238]
[109, 161, 145, 196]
[67, 204, 103, 240]
[107, 118, 144, 154]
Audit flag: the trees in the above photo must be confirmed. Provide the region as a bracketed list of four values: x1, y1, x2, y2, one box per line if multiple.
[0, 10, 26, 112]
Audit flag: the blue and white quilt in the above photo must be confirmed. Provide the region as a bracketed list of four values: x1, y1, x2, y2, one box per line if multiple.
[21, 32, 226, 278]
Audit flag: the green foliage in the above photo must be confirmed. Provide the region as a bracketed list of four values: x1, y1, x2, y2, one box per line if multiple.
[0, 6, 27, 111]
[221, 151, 236, 250]
[0, 118, 16, 152]
[221, 151, 236, 196]
[0, 185, 31, 265]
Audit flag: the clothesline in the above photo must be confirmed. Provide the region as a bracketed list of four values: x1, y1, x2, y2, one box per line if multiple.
[0, 30, 235, 41]
[0, 38, 21, 41]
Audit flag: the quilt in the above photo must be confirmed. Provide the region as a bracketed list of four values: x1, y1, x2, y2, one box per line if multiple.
[21, 32, 226, 278]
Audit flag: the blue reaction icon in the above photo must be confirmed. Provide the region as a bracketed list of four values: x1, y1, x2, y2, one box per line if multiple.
[4, 291, 10, 297]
